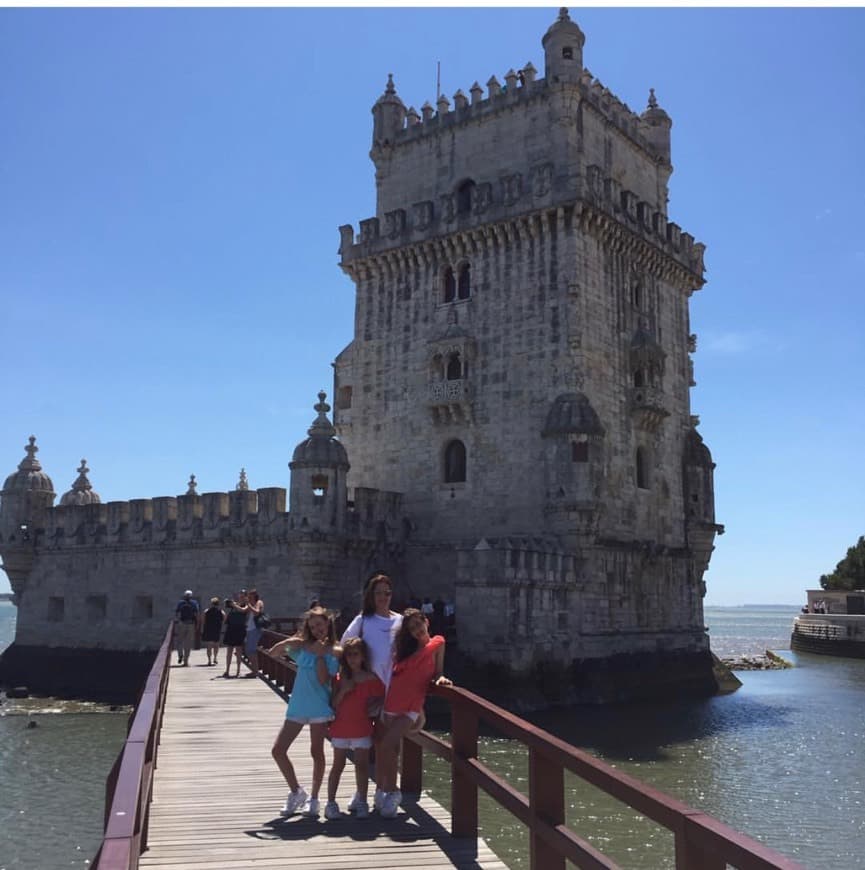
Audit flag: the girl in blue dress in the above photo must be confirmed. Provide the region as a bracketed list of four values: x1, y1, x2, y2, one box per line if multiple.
[268, 605, 340, 818]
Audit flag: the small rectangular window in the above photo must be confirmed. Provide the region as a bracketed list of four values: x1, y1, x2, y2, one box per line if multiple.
[86, 595, 107, 621]
[47, 596, 65, 622]
[337, 386, 353, 410]
[571, 441, 589, 462]
[133, 596, 153, 620]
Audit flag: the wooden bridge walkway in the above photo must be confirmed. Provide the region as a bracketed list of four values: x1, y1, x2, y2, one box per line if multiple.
[137, 648, 506, 870]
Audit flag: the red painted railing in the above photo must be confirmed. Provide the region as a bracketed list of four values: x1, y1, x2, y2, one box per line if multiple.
[258, 636, 803, 870]
[92, 622, 173, 870]
[94, 624, 804, 870]
[397, 682, 804, 870]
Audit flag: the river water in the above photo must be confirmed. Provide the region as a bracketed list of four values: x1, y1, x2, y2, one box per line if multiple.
[1, 602, 862, 869]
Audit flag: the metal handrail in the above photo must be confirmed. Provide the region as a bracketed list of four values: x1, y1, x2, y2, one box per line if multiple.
[92, 622, 174, 870]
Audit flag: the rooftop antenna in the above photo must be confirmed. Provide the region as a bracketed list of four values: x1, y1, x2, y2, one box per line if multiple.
[436, 60, 441, 101]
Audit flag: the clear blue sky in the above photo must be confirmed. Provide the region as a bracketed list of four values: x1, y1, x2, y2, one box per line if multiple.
[1, 7, 863, 605]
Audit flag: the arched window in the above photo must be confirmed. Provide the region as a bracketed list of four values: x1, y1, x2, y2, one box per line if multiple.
[457, 263, 471, 299]
[443, 267, 456, 303]
[636, 447, 649, 490]
[457, 180, 475, 216]
[311, 474, 329, 498]
[446, 353, 462, 381]
[444, 440, 467, 483]
[633, 369, 644, 388]
[562, 46, 573, 60]
[631, 280, 642, 309]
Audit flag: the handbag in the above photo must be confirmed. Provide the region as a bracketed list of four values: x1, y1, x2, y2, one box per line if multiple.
[254, 611, 272, 630]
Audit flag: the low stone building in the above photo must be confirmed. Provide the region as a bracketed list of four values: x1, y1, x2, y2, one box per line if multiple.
[1, 9, 723, 703]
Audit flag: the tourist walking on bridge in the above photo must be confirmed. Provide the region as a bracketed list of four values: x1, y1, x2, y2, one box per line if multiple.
[269, 605, 340, 818]
[243, 588, 266, 678]
[174, 590, 199, 667]
[201, 597, 224, 666]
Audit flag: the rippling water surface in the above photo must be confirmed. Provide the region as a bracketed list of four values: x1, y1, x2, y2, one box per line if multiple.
[2, 602, 864, 869]
[419, 607, 865, 870]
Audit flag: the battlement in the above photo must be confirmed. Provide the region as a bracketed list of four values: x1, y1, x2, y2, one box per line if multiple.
[340, 163, 705, 284]
[382, 64, 660, 162]
[27, 484, 403, 550]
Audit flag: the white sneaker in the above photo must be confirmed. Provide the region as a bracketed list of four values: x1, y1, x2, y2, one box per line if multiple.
[348, 792, 363, 813]
[280, 788, 308, 817]
[379, 791, 400, 819]
[373, 789, 385, 811]
[354, 800, 370, 819]
[304, 797, 320, 817]
[324, 800, 341, 820]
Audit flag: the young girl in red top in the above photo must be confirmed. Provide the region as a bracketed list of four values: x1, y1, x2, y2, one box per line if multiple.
[323, 637, 385, 820]
[376, 608, 452, 819]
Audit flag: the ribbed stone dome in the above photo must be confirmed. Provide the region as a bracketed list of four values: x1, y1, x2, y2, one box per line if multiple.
[542, 7, 585, 50]
[3, 436, 55, 495]
[290, 392, 349, 468]
[542, 393, 605, 437]
[59, 459, 101, 506]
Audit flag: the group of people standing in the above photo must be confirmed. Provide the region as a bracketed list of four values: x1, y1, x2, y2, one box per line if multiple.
[268, 573, 452, 821]
[174, 588, 267, 679]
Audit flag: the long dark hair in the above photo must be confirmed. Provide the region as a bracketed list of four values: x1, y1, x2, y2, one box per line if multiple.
[361, 573, 392, 617]
[395, 608, 427, 662]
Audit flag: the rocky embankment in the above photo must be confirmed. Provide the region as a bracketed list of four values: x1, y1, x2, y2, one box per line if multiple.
[722, 650, 793, 671]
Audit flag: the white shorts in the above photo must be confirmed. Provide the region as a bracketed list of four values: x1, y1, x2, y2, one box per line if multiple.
[383, 710, 420, 723]
[285, 715, 333, 725]
[331, 736, 373, 750]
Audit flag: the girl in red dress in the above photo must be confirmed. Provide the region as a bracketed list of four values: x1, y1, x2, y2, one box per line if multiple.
[323, 637, 385, 820]
[376, 608, 452, 819]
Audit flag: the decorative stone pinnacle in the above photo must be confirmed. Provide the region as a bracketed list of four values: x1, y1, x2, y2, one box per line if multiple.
[237, 468, 249, 491]
[71, 459, 93, 492]
[19, 435, 42, 470]
[385, 73, 395, 95]
[308, 391, 335, 439]
[559, 7, 571, 22]
[648, 88, 658, 109]
[187, 474, 197, 495]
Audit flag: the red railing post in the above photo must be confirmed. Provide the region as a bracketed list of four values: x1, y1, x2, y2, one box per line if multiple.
[529, 746, 565, 870]
[451, 697, 479, 838]
[401, 736, 423, 795]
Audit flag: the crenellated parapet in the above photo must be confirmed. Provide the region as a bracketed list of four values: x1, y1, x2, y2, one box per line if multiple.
[340, 164, 705, 288]
[372, 63, 666, 165]
[27, 480, 407, 553]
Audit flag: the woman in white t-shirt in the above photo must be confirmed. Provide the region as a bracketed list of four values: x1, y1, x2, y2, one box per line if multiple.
[341, 573, 402, 689]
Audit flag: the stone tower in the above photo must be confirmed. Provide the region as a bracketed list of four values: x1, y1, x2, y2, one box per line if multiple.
[334, 8, 722, 691]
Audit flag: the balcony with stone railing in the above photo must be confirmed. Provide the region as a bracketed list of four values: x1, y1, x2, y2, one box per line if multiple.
[628, 385, 669, 431]
[428, 379, 471, 424]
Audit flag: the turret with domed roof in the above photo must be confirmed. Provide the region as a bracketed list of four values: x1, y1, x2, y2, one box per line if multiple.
[289, 391, 350, 533]
[0, 436, 56, 602]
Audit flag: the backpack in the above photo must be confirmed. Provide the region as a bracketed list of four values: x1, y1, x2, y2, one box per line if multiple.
[177, 600, 196, 623]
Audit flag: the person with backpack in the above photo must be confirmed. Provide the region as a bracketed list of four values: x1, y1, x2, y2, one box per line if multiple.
[174, 590, 200, 666]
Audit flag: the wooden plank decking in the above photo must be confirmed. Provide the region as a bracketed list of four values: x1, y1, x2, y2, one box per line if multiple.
[139, 648, 508, 870]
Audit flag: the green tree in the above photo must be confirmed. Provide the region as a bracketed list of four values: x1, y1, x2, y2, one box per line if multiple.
[820, 536, 865, 591]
